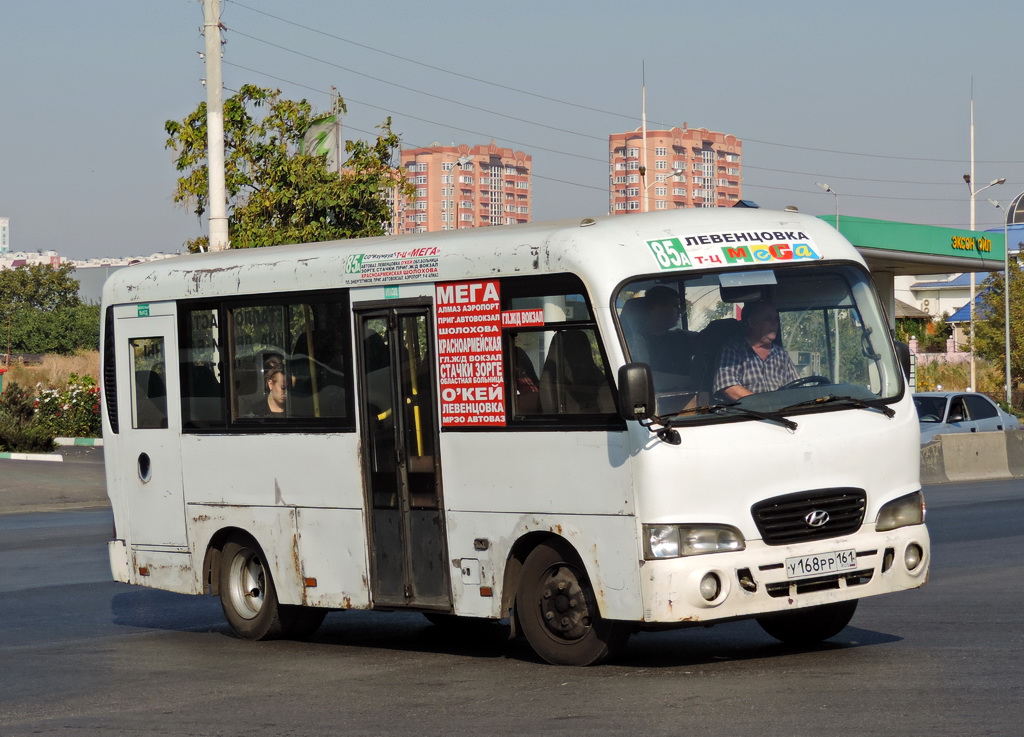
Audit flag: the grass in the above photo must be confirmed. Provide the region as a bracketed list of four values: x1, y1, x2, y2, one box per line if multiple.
[2, 351, 100, 390]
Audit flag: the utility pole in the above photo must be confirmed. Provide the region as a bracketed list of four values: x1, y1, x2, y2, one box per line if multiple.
[203, 0, 230, 252]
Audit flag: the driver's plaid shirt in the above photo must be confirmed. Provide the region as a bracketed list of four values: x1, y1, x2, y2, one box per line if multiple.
[714, 339, 799, 396]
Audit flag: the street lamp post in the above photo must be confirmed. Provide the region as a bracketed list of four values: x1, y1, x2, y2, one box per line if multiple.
[640, 167, 685, 212]
[815, 182, 839, 230]
[964, 174, 1005, 391]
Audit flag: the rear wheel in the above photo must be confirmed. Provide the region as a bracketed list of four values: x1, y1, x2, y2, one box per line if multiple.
[220, 537, 285, 640]
[756, 600, 858, 645]
[515, 541, 629, 666]
[219, 536, 326, 640]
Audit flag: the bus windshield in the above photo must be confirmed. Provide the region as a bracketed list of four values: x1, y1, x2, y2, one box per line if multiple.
[615, 263, 903, 422]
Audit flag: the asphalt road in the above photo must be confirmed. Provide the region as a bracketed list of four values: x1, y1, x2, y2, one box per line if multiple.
[0, 457, 1021, 736]
[0, 446, 107, 513]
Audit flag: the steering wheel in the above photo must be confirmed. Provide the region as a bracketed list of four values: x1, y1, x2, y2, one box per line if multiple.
[779, 375, 831, 390]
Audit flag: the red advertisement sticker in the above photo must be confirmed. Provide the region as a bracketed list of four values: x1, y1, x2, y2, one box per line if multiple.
[501, 309, 545, 328]
[436, 281, 505, 427]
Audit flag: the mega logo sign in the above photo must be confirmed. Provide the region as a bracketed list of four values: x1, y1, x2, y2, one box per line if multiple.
[647, 230, 822, 270]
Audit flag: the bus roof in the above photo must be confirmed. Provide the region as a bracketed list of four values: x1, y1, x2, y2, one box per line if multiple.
[101, 208, 863, 306]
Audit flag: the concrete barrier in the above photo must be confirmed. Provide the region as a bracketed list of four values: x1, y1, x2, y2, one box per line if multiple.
[919, 440, 949, 485]
[919, 430, 1024, 484]
[1004, 430, 1024, 478]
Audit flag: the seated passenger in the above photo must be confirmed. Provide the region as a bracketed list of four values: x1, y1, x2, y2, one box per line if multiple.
[623, 286, 695, 391]
[713, 300, 798, 400]
[249, 365, 288, 416]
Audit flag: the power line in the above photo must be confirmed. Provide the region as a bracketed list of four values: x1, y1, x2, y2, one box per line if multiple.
[228, 60, 1024, 194]
[223, 61, 609, 164]
[226, 28, 608, 143]
[224, 0, 1022, 165]
[222, 61, 1018, 204]
[225, 0, 630, 123]
[218, 64, 607, 194]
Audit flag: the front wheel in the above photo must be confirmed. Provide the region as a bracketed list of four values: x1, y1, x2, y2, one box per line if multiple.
[515, 541, 629, 666]
[756, 600, 858, 645]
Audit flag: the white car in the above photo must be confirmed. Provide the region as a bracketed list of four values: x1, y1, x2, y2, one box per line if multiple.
[913, 392, 1020, 445]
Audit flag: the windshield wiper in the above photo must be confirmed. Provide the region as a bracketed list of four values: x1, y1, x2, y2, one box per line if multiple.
[662, 403, 798, 432]
[779, 394, 895, 418]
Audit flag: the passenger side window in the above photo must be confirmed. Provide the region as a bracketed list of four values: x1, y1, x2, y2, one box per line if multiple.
[179, 293, 353, 431]
[502, 274, 618, 423]
[128, 337, 167, 429]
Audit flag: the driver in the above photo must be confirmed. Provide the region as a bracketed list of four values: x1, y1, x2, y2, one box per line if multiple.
[714, 300, 799, 400]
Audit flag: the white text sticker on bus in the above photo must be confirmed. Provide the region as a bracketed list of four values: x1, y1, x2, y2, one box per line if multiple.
[647, 232, 821, 270]
[436, 280, 506, 427]
[343, 247, 440, 284]
[501, 309, 545, 328]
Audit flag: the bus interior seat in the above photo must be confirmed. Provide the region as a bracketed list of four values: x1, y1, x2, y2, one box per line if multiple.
[539, 330, 615, 414]
[692, 318, 742, 396]
[511, 345, 541, 414]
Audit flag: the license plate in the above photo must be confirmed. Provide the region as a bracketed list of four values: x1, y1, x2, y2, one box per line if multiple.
[785, 549, 857, 580]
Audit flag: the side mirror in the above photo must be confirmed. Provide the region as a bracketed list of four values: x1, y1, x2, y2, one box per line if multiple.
[617, 363, 655, 422]
[948, 412, 965, 424]
[893, 340, 912, 380]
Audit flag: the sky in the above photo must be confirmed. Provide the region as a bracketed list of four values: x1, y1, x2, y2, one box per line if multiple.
[2, 0, 1024, 260]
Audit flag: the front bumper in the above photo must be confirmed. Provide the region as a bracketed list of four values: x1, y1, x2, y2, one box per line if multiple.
[639, 523, 929, 623]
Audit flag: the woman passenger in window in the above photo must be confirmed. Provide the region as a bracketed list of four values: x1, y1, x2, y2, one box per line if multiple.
[250, 366, 288, 417]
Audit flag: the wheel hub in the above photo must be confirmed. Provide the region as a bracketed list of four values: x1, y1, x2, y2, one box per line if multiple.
[539, 565, 592, 641]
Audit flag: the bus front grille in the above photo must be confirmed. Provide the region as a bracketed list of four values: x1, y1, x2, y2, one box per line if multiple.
[751, 488, 867, 545]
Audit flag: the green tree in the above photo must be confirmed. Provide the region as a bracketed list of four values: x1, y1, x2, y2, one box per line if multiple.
[165, 84, 412, 252]
[0, 263, 81, 313]
[0, 264, 98, 355]
[973, 255, 1024, 394]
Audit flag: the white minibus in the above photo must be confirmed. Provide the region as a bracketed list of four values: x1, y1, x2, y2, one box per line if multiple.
[101, 208, 929, 665]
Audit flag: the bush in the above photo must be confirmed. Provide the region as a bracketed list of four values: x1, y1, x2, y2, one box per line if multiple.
[33, 373, 102, 438]
[0, 380, 36, 423]
[0, 381, 56, 453]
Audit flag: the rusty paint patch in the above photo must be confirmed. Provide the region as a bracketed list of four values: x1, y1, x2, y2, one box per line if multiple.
[290, 533, 305, 605]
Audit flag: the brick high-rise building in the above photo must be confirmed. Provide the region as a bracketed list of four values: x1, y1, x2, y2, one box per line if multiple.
[608, 126, 742, 215]
[394, 142, 532, 234]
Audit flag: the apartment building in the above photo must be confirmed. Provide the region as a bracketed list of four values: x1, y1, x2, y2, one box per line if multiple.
[394, 142, 532, 234]
[608, 126, 742, 214]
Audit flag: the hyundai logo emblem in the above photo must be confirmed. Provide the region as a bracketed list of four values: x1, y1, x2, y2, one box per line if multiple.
[805, 509, 830, 528]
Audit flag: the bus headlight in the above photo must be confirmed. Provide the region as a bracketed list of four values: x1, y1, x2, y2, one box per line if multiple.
[876, 491, 925, 532]
[643, 525, 745, 560]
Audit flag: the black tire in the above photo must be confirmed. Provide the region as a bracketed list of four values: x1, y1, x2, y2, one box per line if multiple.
[219, 537, 288, 640]
[756, 600, 858, 645]
[515, 540, 629, 666]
